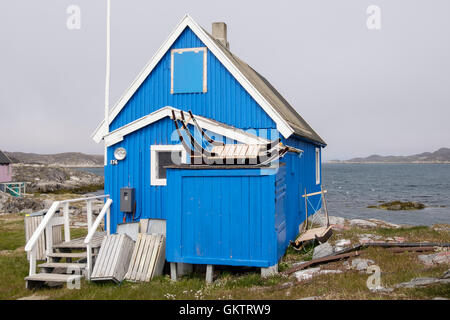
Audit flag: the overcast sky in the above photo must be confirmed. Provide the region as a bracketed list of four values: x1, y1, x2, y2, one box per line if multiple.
[0, 1, 449, 160]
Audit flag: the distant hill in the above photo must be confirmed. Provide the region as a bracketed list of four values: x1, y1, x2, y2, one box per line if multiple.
[5, 152, 103, 167]
[331, 148, 450, 164]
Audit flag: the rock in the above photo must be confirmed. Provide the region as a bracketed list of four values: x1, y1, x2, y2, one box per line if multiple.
[11, 165, 103, 193]
[442, 269, 450, 279]
[2, 196, 44, 214]
[294, 267, 321, 281]
[334, 239, 351, 252]
[432, 297, 449, 300]
[350, 258, 375, 272]
[418, 252, 450, 266]
[369, 286, 394, 293]
[368, 219, 401, 229]
[312, 242, 334, 260]
[317, 214, 346, 227]
[349, 219, 378, 229]
[394, 277, 450, 289]
[368, 201, 425, 211]
[297, 296, 319, 300]
[294, 267, 342, 282]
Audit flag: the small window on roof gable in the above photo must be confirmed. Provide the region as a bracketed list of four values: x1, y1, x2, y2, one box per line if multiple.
[171, 47, 207, 94]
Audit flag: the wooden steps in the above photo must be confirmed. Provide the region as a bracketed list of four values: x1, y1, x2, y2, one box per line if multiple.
[53, 232, 105, 249]
[25, 273, 83, 289]
[47, 252, 87, 259]
[38, 262, 87, 270]
[25, 233, 106, 289]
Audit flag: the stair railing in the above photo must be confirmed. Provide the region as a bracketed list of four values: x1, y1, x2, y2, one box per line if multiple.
[24, 194, 110, 277]
[84, 198, 112, 280]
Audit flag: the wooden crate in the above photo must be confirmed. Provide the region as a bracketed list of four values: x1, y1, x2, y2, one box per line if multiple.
[91, 234, 134, 283]
[125, 233, 166, 282]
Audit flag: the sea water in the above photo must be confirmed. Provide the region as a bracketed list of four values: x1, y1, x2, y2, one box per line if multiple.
[323, 163, 450, 226]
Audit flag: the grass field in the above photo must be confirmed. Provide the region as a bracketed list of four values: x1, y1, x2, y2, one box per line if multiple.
[0, 212, 449, 300]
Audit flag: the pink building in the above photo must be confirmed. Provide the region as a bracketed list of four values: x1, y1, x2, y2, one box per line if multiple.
[0, 150, 12, 183]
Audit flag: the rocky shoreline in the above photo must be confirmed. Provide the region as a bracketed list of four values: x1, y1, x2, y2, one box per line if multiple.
[11, 164, 103, 193]
[0, 165, 104, 215]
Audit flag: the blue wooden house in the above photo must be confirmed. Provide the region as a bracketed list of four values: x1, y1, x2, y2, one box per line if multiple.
[92, 15, 326, 275]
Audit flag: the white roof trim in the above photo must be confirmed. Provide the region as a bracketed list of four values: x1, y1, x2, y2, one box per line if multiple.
[92, 14, 294, 144]
[103, 106, 270, 147]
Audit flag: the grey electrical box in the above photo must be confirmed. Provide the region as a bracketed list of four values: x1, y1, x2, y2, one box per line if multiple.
[120, 187, 135, 213]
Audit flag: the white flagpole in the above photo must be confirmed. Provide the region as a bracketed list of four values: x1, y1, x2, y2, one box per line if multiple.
[104, 0, 111, 166]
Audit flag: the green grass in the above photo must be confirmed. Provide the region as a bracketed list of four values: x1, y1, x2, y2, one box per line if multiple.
[0, 215, 26, 250]
[0, 212, 449, 300]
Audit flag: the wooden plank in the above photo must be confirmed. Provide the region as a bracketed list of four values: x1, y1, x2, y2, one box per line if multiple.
[301, 190, 328, 198]
[147, 235, 161, 281]
[125, 233, 142, 280]
[109, 235, 123, 277]
[93, 235, 112, 278]
[152, 236, 166, 279]
[136, 235, 152, 281]
[238, 144, 248, 157]
[91, 236, 109, 277]
[284, 251, 360, 275]
[25, 273, 83, 283]
[105, 235, 120, 277]
[139, 235, 158, 281]
[47, 252, 87, 259]
[131, 233, 147, 280]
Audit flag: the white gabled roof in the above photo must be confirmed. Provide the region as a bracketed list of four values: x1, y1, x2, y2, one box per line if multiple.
[103, 106, 270, 147]
[92, 14, 296, 144]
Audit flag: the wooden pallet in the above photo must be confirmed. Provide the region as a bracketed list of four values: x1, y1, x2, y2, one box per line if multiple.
[125, 233, 166, 282]
[91, 234, 134, 283]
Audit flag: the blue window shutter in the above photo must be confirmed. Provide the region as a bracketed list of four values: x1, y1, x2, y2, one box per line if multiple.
[171, 48, 206, 94]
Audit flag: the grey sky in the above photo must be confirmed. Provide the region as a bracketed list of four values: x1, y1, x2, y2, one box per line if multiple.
[0, 1, 449, 160]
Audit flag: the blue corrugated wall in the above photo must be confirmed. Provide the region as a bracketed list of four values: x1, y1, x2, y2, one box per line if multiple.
[281, 136, 322, 242]
[166, 167, 284, 267]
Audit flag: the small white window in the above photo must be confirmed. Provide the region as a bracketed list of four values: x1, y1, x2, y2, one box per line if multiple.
[315, 148, 320, 184]
[151, 145, 187, 186]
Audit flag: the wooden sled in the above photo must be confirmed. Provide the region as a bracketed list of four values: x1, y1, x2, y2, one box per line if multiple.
[294, 187, 333, 247]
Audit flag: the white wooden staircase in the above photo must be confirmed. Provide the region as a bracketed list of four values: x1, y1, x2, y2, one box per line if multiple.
[24, 196, 113, 289]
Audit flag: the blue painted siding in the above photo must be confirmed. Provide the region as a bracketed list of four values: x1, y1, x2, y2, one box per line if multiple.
[166, 167, 284, 267]
[110, 27, 276, 132]
[281, 136, 322, 242]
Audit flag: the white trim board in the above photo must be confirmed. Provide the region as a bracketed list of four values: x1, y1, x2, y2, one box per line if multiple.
[103, 106, 270, 147]
[151, 145, 187, 186]
[92, 14, 294, 144]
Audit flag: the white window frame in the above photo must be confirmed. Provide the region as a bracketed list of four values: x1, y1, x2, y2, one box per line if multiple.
[170, 47, 208, 94]
[151, 145, 187, 186]
[315, 148, 321, 185]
